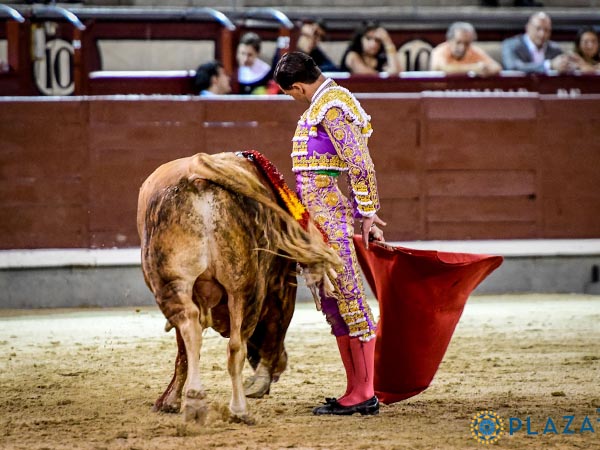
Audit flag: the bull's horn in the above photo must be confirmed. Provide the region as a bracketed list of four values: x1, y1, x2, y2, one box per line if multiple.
[164, 320, 174, 332]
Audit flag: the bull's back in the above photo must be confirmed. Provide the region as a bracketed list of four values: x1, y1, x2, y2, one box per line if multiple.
[137, 155, 196, 239]
[140, 169, 265, 296]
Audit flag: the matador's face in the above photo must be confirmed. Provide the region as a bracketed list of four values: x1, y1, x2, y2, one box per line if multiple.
[281, 84, 311, 104]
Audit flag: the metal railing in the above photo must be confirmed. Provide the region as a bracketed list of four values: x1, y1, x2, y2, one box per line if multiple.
[31, 5, 86, 30]
[0, 4, 25, 23]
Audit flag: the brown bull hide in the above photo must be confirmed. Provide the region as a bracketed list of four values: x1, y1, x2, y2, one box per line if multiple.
[137, 152, 339, 424]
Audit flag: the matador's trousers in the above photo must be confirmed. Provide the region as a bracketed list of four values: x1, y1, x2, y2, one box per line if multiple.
[296, 170, 376, 342]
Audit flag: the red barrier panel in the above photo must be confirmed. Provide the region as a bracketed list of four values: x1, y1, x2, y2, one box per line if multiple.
[1, 94, 599, 249]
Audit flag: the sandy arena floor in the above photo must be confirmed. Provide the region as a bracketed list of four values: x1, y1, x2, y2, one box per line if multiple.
[0, 294, 599, 450]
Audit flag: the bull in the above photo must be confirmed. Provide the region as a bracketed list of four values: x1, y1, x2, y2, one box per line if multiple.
[137, 152, 339, 424]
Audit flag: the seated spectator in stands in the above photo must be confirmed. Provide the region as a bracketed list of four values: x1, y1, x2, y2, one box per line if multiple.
[236, 32, 273, 95]
[340, 21, 401, 75]
[430, 22, 501, 77]
[295, 20, 338, 72]
[271, 20, 338, 74]
[502, 12, 582, 74]
[194, 61, 231, 96]
[573, 26, 600, 72]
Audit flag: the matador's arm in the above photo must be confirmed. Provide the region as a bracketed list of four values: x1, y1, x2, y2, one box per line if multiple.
[321, 106, 380, 218]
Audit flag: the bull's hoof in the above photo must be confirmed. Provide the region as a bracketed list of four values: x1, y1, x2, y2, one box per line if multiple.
[244, 375, 271, 398]
[182, 398, 208, 424]
[185, 389, 206, 400]
[229, 413, 256, 425]
[152, 400, 180, 414]
[152, 390, 182, 414]
[182, 389, 208, 424]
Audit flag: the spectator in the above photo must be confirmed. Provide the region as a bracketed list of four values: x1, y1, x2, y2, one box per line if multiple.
[194, 61, 231, 96]
[236, 32, 273, 95]
[574, 26, 600, 72]
[271, 20, 338, 76]
[340, 21, 401, 75]
[430, 22, 501, 76]
[502, 12, 581, 74]
[294, 20, 338, 72]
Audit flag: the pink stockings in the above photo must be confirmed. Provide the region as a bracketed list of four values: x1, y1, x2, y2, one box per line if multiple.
[335, 335, 376, 406]
[335, 335, 354, 401]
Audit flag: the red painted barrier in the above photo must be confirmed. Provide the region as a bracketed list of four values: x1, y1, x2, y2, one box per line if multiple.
[1, 94, 599, 249]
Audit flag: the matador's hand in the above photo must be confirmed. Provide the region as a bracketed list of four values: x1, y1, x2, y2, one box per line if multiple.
[361, 214, 387, 250]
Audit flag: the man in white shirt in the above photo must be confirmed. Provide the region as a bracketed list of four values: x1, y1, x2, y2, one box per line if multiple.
[236, 32, 273, 94]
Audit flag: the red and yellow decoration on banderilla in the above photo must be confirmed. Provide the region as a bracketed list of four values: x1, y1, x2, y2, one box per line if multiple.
[239, 150, 328, 242]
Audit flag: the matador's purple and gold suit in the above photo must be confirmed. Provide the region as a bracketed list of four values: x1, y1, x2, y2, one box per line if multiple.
[291, 78, 380, 342]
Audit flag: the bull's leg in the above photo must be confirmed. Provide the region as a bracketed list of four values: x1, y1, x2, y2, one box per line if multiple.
[244, 322, 271, 397]
[179, 306, 208, 423]
[244, 360, 272, 399]
[159, 284, 208, 424]
[227, 296, 254, 424]
[245, 280, 296, 398]
[244, 321, 272, 398]
[153, 328, 187, 413]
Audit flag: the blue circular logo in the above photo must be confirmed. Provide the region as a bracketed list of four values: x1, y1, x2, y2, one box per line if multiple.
[470, 410, 505, 444]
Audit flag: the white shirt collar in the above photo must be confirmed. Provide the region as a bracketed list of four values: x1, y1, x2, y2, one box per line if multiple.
[238, 59, 271, 84]
[311, 77, 333, 103]
[524, 34, 548, 60]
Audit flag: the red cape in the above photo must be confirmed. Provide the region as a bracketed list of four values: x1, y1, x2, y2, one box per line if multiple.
[353, 236, 503, 404]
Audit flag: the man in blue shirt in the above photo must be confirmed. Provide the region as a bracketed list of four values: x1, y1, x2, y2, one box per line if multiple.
[194, 61, 231, 96]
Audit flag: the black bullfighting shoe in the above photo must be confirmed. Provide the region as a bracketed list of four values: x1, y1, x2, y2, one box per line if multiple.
[313, 396, 379, 415]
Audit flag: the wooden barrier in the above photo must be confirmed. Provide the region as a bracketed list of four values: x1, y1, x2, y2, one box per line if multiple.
[1, 94, 599, 250]
[85, 72, 600, 96]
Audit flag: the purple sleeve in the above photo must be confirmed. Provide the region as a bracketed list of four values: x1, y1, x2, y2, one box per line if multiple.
[321, 106, 380, 218]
